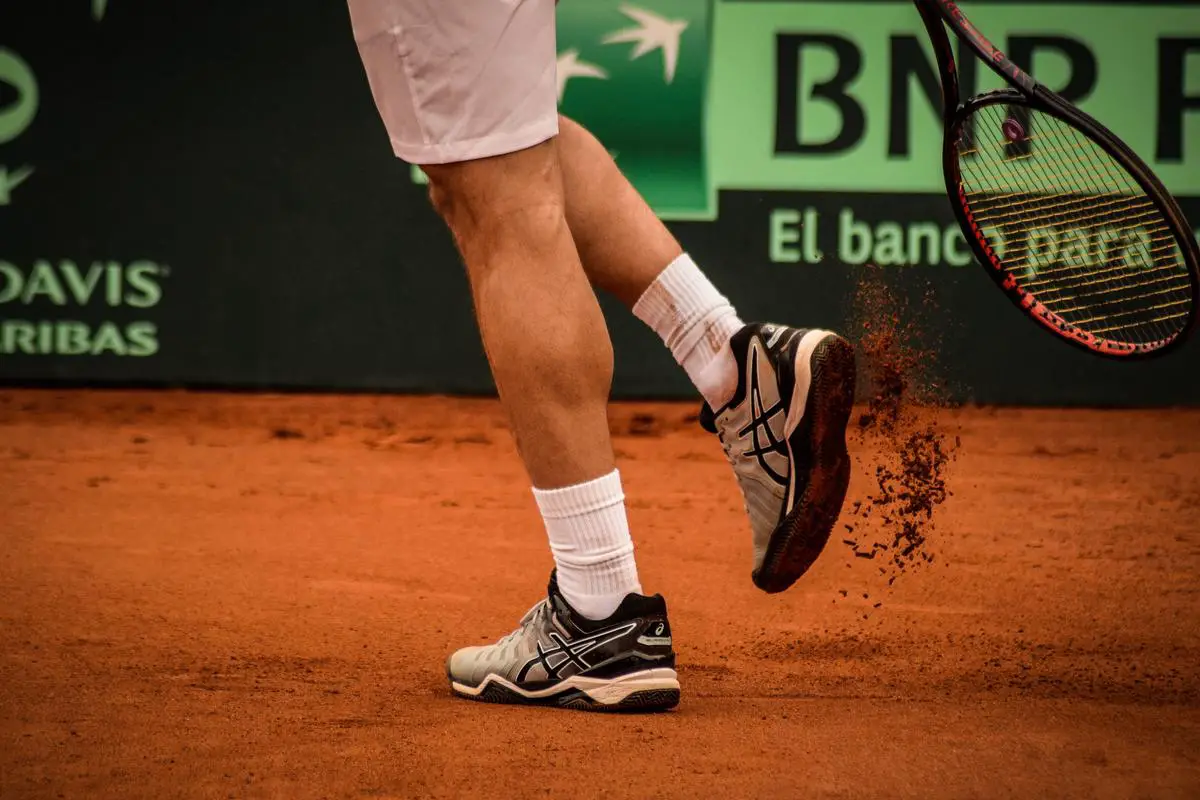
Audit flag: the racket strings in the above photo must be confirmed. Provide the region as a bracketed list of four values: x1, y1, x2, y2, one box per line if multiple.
[956, 103, 1191, 345]
[1025, 260, 1184, 294]
[1056, 291, 1191, 317]
[1016, 251, 1181, 290]
[976, 215, 1179, 272]
[1003, 243, 1183, 272]
[966, 191, 1180, 285]
[964, 193, 1161, 230]
[964, 139, 1146, 176]
[1091, 312, 1190, 336]
[967, 165, 1159, 279]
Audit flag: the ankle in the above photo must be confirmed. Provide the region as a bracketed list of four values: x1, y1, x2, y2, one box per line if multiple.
[634, 254, 744, 409]
[534, 470, 642, 621]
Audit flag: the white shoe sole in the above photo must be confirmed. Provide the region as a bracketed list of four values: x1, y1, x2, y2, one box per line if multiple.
[451, 667, 680, 711]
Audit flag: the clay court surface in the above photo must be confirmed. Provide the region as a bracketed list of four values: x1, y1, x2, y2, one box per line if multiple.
[2, 389, 1199, 799]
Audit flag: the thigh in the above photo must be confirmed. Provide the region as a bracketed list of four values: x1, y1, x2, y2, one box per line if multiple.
[347, 0, 559, 165]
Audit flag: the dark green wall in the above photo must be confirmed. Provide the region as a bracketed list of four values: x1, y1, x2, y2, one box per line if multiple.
[2, 1, 1198, 405]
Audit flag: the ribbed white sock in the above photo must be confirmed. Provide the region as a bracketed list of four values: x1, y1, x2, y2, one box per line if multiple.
[632, 253, 744, 410]
[533, 470, 642, 621]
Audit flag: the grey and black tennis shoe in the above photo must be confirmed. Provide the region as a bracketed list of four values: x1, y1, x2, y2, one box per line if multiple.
[700, 324, 857, 594]
[446, 572, 679, 712]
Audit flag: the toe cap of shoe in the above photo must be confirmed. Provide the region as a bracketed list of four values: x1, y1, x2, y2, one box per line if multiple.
[446, 645, 488, 685]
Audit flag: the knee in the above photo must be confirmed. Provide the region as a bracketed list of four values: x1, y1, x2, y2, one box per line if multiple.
[423, 168, 495, 239]
[422, 143, 565, 239]
[426, 173, 494, 247]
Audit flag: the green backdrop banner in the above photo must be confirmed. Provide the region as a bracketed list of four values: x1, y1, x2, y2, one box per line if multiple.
[2, 0, 1199, 404]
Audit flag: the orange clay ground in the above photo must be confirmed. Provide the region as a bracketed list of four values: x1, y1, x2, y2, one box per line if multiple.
[2, 389, 1199, 799]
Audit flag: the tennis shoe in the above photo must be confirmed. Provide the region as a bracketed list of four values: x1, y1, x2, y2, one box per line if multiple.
[446, 572, 679, 711]
[700, 324, 857, 593]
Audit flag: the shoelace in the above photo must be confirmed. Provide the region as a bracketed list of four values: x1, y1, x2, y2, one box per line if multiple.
[496, 599, 548, 647]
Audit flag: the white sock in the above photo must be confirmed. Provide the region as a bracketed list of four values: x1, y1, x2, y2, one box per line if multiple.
[632, 253, 744, 410]
[533, 470, 642, 621]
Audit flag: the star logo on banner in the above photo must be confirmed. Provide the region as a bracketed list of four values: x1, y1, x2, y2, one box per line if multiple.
[556, 48, 609, 102]
[602, 4, 689, 84]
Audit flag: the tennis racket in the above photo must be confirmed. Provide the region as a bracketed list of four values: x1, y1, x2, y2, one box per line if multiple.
[917, 0, 1200, 358]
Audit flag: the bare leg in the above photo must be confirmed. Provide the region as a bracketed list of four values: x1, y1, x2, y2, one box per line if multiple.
[556, 115, 684, 308]
[424, 139, 613, 489]
[555, 114, 858, 596]
[423, 138, 642, 619]
[554, 115, 744, 410]
[349, 0, 651, 674]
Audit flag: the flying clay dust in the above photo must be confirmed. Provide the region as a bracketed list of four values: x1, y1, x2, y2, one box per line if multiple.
[838, 270, 961, 617]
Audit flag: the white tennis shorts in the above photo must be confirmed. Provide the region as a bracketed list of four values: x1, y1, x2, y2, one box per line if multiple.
[347, 0, 559, 165]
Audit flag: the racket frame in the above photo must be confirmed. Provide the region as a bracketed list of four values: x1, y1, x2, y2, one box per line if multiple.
[917, 0, 1200, 358]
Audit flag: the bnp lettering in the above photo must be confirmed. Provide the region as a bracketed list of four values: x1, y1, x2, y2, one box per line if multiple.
[774, 33, 1199, 164]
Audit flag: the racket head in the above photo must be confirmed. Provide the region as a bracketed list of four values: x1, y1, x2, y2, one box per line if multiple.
[943, 91, 1200, 359]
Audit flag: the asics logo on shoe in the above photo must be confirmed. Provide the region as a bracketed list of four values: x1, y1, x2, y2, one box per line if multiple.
[516, 621, 638, 681]
[737, 344, 789, 487]
[637, 620, 672, 647]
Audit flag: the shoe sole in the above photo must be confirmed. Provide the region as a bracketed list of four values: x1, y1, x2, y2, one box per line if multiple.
[754, 334, 856, 594]
[450, 667, 680, 712]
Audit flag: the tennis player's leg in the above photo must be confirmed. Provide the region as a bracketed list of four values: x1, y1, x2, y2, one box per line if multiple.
[347, 0, 677, 708]
[556, 115, 857, 593]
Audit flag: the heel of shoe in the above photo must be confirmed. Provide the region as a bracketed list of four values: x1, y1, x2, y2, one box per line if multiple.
[571, 668, 681, 711]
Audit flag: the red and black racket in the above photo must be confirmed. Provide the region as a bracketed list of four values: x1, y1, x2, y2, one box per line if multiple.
[917, 0, 1199, 358]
